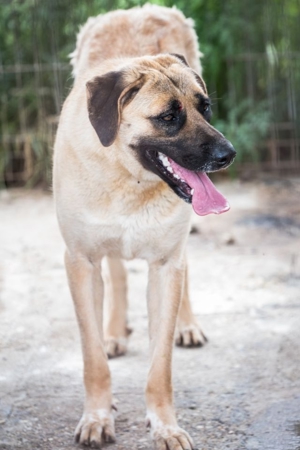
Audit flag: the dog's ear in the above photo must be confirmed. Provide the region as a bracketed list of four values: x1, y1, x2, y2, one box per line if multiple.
[170, 53, 189, 67]
[170, 54, 207, 94]
[86, 71, 143, 147]
[192, 71, 208, 95]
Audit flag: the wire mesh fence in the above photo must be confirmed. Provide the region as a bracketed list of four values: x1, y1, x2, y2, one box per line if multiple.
[227, 51, 300, 174]
[0, 61, 69, 186]
[1, 0, 299, 187]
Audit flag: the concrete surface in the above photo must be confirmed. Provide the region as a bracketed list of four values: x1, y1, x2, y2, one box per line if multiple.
[0, 178, 300, 450]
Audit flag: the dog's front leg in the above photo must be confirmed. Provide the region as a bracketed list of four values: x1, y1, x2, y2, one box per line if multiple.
[65, 251, 115, 448]
[146, 259, 194, 450]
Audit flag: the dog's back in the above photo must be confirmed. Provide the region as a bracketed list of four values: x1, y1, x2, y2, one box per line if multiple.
[70, 4, 202, 78]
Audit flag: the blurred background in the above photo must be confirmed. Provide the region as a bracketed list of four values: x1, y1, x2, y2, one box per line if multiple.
[0, 0, 299, 188]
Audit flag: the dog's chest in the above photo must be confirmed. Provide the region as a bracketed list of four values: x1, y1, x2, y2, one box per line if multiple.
[120, 219, 166, 260]
[83, 201, 191, 261]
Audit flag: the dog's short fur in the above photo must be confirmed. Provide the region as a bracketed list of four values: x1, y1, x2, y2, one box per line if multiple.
[53, 5, 235, 449]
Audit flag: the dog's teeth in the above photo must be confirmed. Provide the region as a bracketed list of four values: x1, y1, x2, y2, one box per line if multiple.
[191, 188, 194, 195]
[174, 174, 180, 179]
[167, 166, 173, 173]
[158, 154, 171, 168]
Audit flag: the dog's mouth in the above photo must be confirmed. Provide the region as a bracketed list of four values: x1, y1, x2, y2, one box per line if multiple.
[146, 150, 230, 216]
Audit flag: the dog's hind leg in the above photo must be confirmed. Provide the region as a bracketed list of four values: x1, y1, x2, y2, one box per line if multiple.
[175, 261, 207, 347]
[104, 257, 131, 358]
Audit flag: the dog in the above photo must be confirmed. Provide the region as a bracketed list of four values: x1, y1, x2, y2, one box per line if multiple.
[53, 5, 235, 449]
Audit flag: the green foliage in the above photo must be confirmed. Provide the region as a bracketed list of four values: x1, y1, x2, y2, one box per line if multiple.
[213, 100, 271, 164]
[0, 0, 299, 186]
[28, 134, 53, 188]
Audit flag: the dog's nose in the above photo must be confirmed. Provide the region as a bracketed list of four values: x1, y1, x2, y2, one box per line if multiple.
[214, 141, 236, 168]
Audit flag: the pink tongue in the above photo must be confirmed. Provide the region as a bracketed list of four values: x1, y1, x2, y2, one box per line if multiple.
[169, 159, 230, 216]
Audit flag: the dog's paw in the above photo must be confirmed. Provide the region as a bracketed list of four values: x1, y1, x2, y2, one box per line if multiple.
[105, 336, 128, 359]
[149, 421, 195, 450]
[75, 409, 115, 448]
[175, 323, 207, 347]
[105, 326, 132, 358]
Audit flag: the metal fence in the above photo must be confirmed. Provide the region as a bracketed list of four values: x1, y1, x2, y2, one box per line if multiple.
[1, 2, 300, 186]
[0, 62, 70, 186]
[227, 52, 300, 174]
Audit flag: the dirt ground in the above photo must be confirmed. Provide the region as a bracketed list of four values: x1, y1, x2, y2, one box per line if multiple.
[1, 177, 300, 450]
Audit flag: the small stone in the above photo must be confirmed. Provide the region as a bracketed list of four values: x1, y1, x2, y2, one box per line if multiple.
[221, 233, 236, 245]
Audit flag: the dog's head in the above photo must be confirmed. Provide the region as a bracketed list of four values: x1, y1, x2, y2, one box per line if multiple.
[86, 54, 236, 215]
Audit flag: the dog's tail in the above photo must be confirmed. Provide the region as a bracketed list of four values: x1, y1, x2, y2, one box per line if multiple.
[69, 6, 203, 79]
[69, 15, 100, 78]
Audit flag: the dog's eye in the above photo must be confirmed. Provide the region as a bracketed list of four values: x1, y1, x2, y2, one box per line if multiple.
[200, 101, 212, 122]
[162, 114, 176, 121]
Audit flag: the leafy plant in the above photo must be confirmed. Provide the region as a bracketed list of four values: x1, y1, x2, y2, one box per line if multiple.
[0, 0, 299, 186]
[213, 99, 271, 164]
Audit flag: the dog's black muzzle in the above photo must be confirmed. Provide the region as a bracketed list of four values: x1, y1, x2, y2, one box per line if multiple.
[178, 138, 236, 173]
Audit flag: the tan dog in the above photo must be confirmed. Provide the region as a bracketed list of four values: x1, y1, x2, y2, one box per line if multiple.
[53, 5, 235, 449]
